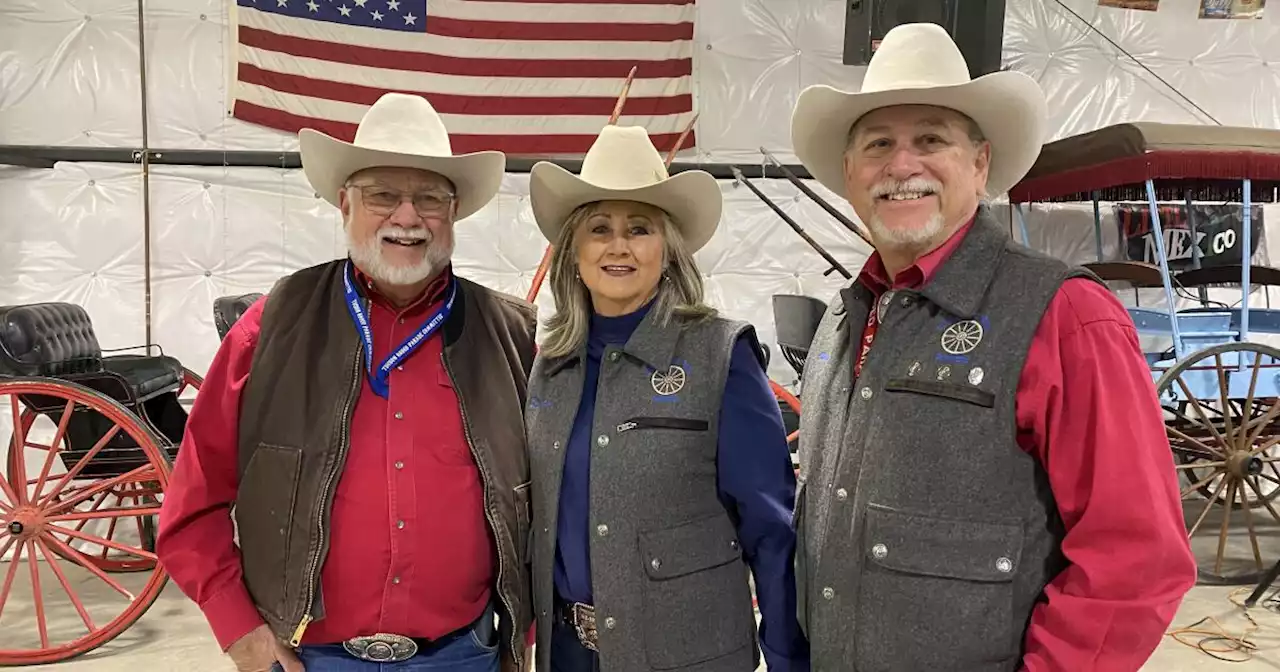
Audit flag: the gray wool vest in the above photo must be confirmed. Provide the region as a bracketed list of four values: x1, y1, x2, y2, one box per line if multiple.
[795, 206, 1103, 671]
[525, 308, 763, 672]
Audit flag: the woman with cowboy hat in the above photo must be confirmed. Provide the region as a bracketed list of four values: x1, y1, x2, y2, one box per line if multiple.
[521, 125, 809, 672]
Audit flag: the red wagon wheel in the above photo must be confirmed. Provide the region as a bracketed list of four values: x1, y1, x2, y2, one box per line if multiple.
[0, 377, 172, 665]
[5, 369, 199, 576]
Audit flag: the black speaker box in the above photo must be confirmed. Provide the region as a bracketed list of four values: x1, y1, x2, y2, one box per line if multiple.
[841, 0, 1008, 79]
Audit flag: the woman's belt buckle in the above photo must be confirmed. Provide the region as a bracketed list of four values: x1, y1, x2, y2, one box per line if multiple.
[342, 633, 418, 662]
[569, 603, 598, 652]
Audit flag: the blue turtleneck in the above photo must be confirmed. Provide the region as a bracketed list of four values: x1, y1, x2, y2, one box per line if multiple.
[553, 300, 808, 670]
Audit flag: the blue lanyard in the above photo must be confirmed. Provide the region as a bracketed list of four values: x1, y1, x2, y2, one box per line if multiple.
[342, 260, 457, 398]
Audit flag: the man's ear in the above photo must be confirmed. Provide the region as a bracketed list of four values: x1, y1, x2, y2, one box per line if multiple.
[338, 187, 352, 223]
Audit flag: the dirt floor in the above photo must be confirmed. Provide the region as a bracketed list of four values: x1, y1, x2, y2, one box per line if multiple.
[1, 501, 1277, 671]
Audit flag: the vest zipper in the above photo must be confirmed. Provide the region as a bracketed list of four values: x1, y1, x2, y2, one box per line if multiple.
[441, 351, 520, 668]
[290, 322, 364, 647]
[616, 417, 709, 433]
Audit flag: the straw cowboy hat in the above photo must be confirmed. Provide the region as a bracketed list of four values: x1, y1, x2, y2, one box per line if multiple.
[299, 92, 505, 221]
[529, 125, 722, 253]
[790, 22, 1048, 199]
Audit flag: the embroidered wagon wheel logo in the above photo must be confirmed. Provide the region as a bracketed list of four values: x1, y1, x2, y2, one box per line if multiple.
[651, 365, 686, 396]
[940, 320, 984, 355]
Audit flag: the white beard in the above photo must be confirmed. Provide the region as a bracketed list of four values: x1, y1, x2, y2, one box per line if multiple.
[346, 225, 453, 286]
[867, 210, 945, 246]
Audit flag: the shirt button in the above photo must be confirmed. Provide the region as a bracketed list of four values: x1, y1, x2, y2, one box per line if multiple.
[835, 488, 848, 500]
[392, 577, 401, 584]
[395, 461, 404, 469]
[397, 520, 405, 529]
[394, 411, 404, 419]
[860, 387, 872, 400]
[597, 524, 609, 536]
[596, 434, 609, 447]
[822, 586, 835, 600]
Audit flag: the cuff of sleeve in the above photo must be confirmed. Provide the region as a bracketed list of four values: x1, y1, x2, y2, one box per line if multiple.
[200, 582, 266, 651]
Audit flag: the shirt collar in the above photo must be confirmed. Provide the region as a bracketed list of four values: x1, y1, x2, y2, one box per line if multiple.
[352, 262, 453, 315]
[857, 214, 976, 294]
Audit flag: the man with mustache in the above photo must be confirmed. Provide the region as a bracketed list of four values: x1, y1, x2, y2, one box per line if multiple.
[156, 93, 538, 672]
[788, 24, 1196, 671]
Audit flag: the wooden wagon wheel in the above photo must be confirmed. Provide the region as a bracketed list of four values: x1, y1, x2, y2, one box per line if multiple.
[0, 377, 171, 665]
[1154, 341, 1280, 582]
[6, 369, 199, 575]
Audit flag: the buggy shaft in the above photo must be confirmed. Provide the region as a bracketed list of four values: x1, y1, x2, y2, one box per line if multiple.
[730, 167, 852, 280]
[760, 147, 873, 247]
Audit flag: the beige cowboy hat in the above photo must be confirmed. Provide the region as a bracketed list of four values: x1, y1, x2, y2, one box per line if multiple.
[299, 92, 505, 221]
[528, 125, 722, 253]
[790, 22, 1048, 199]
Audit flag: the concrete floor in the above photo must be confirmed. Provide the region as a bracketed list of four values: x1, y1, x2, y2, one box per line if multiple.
[2, 502, 1278, 671]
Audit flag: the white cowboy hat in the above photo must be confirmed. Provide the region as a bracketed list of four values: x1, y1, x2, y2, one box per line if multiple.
[528, 125, 722, 253]
[299, 92, 505, 221]
[790, 22, 1048, 199]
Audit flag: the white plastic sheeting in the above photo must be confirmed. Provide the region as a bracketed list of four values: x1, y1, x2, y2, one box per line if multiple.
[3, 1, 1280, 497]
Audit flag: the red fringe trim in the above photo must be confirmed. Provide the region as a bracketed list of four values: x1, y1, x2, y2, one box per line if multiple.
[1009, 151, 1280, 203]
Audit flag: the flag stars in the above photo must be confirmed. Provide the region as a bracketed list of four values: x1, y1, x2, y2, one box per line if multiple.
[371, 10, 384, 20]
[276, 0, 288, 7]
[354, 0, 367, 6]
[338, 4, 352, 16]
[403, 12, 416, 24]
[306, 0, 319, 11]
[387, 0, 400, 11]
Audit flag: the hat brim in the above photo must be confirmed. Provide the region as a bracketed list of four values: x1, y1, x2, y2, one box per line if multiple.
[790, 70, 1048, 200]
[299, 128, 505, 222]
[528, 163, 723, 254]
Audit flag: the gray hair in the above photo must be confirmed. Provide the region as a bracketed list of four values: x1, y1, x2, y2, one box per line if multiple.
[539, 202, 717, 358]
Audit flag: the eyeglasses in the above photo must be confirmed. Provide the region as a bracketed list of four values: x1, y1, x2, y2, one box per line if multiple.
[348, 183, 456, 217]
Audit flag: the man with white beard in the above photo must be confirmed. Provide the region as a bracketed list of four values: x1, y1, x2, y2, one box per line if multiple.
[157, 93, 538, 672]
[788, 24, 1196, 672]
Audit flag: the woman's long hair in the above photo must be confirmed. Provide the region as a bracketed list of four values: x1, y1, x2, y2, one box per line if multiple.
[539, 201, 717, 358]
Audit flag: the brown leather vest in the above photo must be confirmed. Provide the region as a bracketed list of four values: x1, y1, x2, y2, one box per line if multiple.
[233, 259, 537, 671]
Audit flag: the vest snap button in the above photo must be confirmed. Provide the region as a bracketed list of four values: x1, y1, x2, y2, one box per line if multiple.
[822, 587, 835, 600]
[608, 351, 620, 362]
[651, 558, 662, 570]
[835, 488, 847, 500]
[597, 524, 609, 536]
[596, 434, 609, 447]
[872, 543, 888, 559]
[553, 441, 561, 450]
[996, 557, 1013, 573]
[860, 386, 872, 400]
[605, 617, 617, 629]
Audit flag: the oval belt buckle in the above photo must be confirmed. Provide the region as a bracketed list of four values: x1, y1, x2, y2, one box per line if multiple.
[343, 633, 419, 662]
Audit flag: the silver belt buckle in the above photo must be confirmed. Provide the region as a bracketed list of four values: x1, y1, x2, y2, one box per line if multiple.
[570, 603, 599, 652]
[343, 633, 419, 662]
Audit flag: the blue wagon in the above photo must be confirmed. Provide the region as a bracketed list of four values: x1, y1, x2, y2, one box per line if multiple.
[1008, 121, 1280, 583]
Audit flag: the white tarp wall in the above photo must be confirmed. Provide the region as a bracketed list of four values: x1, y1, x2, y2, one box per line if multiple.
[2, 0, 1280, 479]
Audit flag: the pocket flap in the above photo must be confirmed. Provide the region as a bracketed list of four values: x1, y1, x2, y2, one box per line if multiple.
[884, 378, 995, 408]
[639, 514, 743, 580]
[863, 505, 1022, 583]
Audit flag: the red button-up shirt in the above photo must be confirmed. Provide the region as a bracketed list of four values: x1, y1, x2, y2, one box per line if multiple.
[856, 219, 1196, 671]
[156, 265, 495, 651]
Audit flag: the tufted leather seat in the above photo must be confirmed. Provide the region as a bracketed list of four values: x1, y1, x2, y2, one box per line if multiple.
[0, 302, 183, 403]
[214, 293, 264, 341]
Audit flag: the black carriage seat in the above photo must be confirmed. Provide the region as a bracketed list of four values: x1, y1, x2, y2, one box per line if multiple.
[214, 293, 265, 341]
[0, 302, 184, 405]
[772, 294, 829, 377]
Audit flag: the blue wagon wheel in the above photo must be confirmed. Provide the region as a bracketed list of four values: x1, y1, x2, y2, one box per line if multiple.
[1154, 341, 1280, 583]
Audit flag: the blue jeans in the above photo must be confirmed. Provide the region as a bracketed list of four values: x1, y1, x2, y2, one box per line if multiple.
[272, 605, 499, 672]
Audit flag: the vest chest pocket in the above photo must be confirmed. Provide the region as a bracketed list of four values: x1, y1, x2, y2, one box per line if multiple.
[638, 513, 754, 670]
[883, 377, 996, 408]
[616, 416, 709, 433]
[855, 504, 1023, 669]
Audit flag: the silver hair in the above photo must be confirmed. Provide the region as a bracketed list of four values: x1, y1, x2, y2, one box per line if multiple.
[539, 202, 716, 358]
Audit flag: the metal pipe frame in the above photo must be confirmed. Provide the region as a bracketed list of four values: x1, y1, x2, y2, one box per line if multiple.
[0, 144, 813, 181]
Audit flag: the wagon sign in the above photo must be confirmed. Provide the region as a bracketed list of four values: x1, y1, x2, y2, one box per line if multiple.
[1115, 202, 1265, 270]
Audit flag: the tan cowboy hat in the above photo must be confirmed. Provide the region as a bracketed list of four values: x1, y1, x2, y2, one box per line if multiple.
[528, 125, 722, 253]
[299, 92, 505, 221]
[790, 22, 1048, 199]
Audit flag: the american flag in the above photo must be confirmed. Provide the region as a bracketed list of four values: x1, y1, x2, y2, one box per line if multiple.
[229, 0, 697, 156]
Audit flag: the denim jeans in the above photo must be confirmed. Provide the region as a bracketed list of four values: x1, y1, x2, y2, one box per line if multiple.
[271, 604, 499, 672]
[549, 618, 600, 672]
